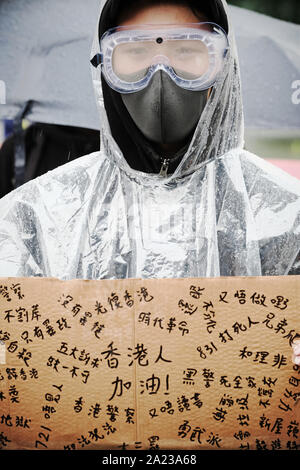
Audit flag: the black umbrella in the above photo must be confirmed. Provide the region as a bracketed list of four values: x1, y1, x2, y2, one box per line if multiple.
[1, 2, 299, 130]
[0, 0, 100, 130]
[0, 0, 101, 190]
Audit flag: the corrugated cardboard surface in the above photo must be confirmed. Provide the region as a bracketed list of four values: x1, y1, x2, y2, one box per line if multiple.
[0, 276, 299, 450]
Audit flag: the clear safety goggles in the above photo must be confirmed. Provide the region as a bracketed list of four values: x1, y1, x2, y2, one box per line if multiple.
[94, 22, 229, 93]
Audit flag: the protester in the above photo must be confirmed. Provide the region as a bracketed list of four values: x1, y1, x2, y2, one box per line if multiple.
[0, 1, 299, 359]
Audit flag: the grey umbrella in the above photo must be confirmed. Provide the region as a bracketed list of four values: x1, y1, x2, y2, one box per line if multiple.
[0, 2, 299, 131]
[0, 0, 100, 130]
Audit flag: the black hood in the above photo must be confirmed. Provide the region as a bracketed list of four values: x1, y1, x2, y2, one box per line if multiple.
[98, 0, 229, 174]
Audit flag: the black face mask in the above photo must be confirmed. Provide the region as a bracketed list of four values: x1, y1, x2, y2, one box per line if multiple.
[121, 70, 209, 146]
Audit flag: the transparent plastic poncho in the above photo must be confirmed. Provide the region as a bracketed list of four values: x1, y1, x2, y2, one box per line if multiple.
[0, 0, 299, 279]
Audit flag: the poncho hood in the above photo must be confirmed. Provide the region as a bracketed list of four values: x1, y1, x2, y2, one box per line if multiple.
[0, 0, 299, 280]
[91, 0, 244, 183]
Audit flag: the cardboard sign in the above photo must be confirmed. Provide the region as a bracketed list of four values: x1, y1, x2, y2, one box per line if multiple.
[0, 276, 299, 451]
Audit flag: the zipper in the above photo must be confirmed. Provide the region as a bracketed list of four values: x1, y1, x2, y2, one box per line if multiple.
[159, 158, 170, 177]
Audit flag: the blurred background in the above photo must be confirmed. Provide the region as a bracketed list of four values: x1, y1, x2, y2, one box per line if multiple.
[228, 0, 300, 177]
[0, 0, 299, 198]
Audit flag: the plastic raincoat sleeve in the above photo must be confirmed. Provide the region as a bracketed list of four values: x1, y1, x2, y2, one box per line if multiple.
[0, 0, 299, 280]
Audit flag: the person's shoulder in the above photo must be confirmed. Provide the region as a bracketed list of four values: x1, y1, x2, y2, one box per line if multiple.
[239, 149, 300, 196]
[38, 150, 103, 183]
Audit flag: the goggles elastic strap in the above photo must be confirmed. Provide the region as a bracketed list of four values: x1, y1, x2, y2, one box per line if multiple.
[90, 53, 103, 68]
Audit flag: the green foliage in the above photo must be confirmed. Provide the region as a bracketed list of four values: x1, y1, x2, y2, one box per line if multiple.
[227, 0, 300, 24]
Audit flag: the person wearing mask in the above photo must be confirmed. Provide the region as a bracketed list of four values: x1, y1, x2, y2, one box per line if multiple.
[0, 0, 299, 361]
